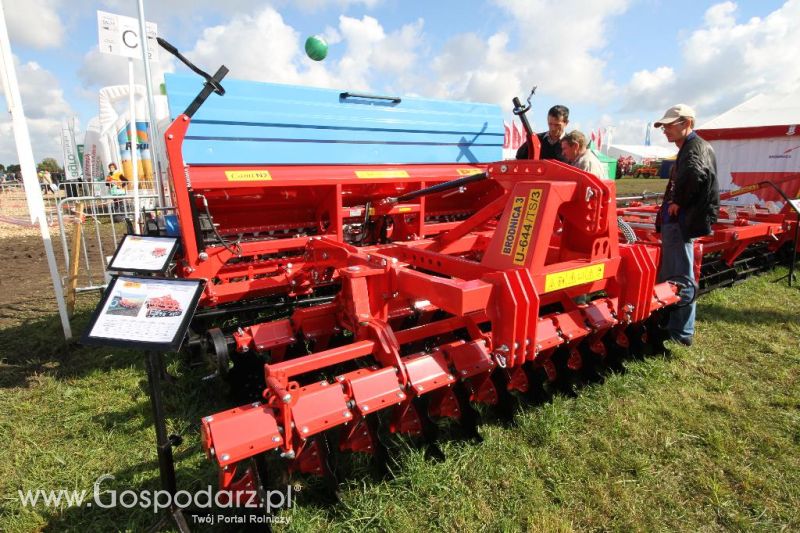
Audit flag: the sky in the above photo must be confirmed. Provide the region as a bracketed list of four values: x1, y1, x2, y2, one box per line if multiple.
[1, 0, 798, 166]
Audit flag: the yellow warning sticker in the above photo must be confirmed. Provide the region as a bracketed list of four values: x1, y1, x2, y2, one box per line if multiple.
[355, 170, 410, 179]
[544, 264, 605, 293]
[225, 170, 272, 181]
[398, 207, 412, 213]
[512, 189, 543, 266]
[501, 196, 527, 256]
[456, 168, 483, 176]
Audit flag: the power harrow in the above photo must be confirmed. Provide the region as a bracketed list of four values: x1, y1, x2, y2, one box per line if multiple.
[142, 60, 798, 508]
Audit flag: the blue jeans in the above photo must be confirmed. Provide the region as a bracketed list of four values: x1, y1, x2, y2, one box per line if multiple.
[658, 223, 695, 342]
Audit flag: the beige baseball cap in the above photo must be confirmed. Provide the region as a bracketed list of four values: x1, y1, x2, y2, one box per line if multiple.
[653, 104, 696, 127]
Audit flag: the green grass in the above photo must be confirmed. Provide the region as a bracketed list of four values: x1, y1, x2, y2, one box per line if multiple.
[1, 176, 798, 531]
[614, 177, 667, 197]
[1, 273, 798, 532]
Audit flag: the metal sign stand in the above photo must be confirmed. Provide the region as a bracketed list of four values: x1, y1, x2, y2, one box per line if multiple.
[144, 349, 190, 533]
[82, 274, 203, 531]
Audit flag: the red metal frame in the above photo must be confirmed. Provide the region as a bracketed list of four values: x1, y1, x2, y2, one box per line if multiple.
[164, 110, 798, 497]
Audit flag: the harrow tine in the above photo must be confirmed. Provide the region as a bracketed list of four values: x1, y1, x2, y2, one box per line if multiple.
[550, 347, 579, 398]
[412, 396, 445, 461]
[452, 381, 483, 442]
[318, 433, 342, 504]
[489, 370, 519, 424]
[366, 413, 392, 479]
[522, 362, 553, 405]
[577, 341, 606, 385]
[246, 454, 277, 533]
[603, 329, 630, 374]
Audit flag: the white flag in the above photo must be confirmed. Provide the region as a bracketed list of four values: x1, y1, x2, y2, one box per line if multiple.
[61, 119, 83, 181]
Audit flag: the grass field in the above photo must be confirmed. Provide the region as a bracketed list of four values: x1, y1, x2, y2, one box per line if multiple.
[1, 179, 798, 532]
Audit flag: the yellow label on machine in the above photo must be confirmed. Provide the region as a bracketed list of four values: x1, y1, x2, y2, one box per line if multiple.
[355, 170, 410, 179]
[512, 189, 542, 265]
[501, 196, 526, 256]
[544, 264, 605, 293]
[457, 168, 483, 176]
[225, 170, 272, 181]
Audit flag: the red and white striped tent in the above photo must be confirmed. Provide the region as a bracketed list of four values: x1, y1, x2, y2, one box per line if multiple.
[696, 89, 800, 206]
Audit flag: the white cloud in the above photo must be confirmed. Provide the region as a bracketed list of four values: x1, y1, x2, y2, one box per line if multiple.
[88, 7, 426, 96]
[4, 0, 65, 49]
[424, 0, 631, 107]
[621, 1, 800, 121]
[77, 48, 176, 92]
[292, 0, 383, 11]
[0, 58, 74, 162]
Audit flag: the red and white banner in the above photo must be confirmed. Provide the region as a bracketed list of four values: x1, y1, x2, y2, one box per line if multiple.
[709, 136, 800, 206]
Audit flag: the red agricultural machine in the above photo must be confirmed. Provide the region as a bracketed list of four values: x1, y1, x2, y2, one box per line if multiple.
[139, 53, 799, 512]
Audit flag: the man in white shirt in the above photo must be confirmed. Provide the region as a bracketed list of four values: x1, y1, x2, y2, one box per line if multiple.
[560, 130, 609, 180]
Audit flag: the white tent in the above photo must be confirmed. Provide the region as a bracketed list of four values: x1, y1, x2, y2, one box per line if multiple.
[606, 144, 676, 163]
[696, 88, 800, 206]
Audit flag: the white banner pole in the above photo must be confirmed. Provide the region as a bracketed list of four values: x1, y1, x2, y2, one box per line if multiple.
[0, 2, 72, 339]
[128, 58, 140, 230]
[136, 0, 167, 206]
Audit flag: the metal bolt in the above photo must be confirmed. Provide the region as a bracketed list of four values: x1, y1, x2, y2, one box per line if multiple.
[362, 405, 369, 411]
[167, 134, 174, 140]
[348, 266, 361, 272]
[321, 252, 328, 259]
[391, 258, 398, 264]
[461, 369, 468, 375]
[320, 380, 328, 386]
[221, 454, 230, 461]
[251, 402, 260, 407]
[272, 436, 281, 443]
[343, 411, 352, 417]
[198, 252, 209, 261]
[282, 393, 292, 403]
[204, 416, 214, 423]
[397, 391, 405, 398]
[209, 447, 216, 456]
[500, 164, 508, 173]
[301, 426, 309, 434]
[286, 263, 293, 270]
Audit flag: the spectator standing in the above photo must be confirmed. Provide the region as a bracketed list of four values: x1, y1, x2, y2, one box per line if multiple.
[515, 105, 570, 162]
[560, 130, 609, 179]
[653, 104, 719, 347]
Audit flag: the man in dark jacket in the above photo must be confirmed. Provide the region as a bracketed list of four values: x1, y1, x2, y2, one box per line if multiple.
[654, 104, 720, 346]
[516, 105, 569, 162]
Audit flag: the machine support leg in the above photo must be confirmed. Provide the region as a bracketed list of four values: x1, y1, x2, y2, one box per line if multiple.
[773, 211, 799, 288]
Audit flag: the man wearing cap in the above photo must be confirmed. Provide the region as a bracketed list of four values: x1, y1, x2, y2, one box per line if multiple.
[654, 104, 719, 347]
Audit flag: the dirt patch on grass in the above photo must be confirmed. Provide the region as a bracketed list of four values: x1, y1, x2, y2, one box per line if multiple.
[0, 231, 63, 329]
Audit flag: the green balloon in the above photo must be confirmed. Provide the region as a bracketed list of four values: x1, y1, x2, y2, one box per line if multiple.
[305, 35, 328, 61]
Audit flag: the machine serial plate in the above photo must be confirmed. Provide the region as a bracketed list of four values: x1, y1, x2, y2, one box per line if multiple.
[225, 170, 272, 181]
[544, 264, 605, 292]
